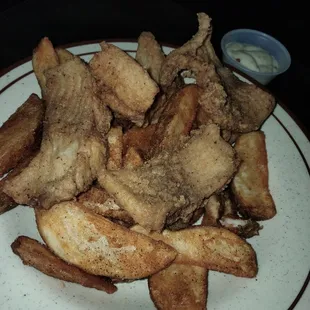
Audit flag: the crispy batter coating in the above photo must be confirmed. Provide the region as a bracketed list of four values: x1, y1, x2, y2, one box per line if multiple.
[107, 126, 123, 170]
[11, 236, 117, 294]
[136, 32, 165, 83]
[90, 42, 159, 125]
[0, 93, 44, 178]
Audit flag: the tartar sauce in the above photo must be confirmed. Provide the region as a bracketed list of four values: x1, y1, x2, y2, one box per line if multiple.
[225, 42, 279, 73]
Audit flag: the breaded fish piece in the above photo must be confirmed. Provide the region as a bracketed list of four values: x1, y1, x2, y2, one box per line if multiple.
[0, 150, 39, 215]
[32, 37, 59, 91]
[136, 31, 165, 83]
[11, 236, 117, 294]
[90, 42, 159, 125]
[4, 56, 111, 209]
[149, 264, 208, 310]
[132, 225, 257, 278]
[0, 93, 44, 178]
[107, 126, 123, 170]
[77, 185, 134, 226]
[232, 131, 276, 220]
[99, 124, 237, 231]
[36, 201, 177, 279]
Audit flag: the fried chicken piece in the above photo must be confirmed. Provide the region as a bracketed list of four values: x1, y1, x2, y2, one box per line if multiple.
[107, 126, 123, 170]
[77, 185, 134, 226]
[11, 236, 117, 294]
[99, 124, 237, 231]
[4, 54, 111, 209]
[149, 264, 208, 310]
[0, 93, 44, 178]
[231, 131, 276, 220]
[90, 42, 159, 125]
[36, 201, 177, 279]
[55, 48, 75, 63]
[136, 32, 165, 84]
[0, 150, 39, 215]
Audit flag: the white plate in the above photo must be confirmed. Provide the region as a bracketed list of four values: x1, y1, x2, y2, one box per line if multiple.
[0, 41, 309, 310]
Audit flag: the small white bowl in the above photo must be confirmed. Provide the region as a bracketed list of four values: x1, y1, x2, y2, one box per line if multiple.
[221, 29, 291, 85]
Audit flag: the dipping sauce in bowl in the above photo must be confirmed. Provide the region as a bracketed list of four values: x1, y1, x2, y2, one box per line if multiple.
[221, 29, 291, 85]
[225, 42, 279, 73]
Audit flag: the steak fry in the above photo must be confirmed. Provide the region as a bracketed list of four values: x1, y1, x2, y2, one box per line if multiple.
[36, 201, 177, 280]
[11, 236, 117, 294]
[132, 225, 257, 278]
[232, 131, 276, 220]
[4, 50, 111, 209]
[0, 150, 39, 215]
[90, 42, 159, 125]
[136, 31, 165, 84]
[149, 264, 208, 310]
[0, 93, 44, 177]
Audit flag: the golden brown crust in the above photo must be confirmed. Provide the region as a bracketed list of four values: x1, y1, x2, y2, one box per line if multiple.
[232, 131, 276, 220]
[0, 93, 44, 178]
[55, 48, 75, 64]
[132, 225, 257, 278]
[123, 147, 144, 169]
[36, 201, 177, 279]
[148, 264, 208, 310]
[11, 236, 117, 294]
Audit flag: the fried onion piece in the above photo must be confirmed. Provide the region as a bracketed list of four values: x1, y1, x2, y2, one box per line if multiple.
[136, 31, 165, 83]
[36, 201, 177, 279]
[11, 236, 117, 294]
[0, 93, 44, 178]
[132, 225, 257, 278]
[90, 42, 159, 125]
[149, 264, 208, 310]
[107, 126, 123, 170]
[232, 131, 276, 220]
[77, 185, 134, 226]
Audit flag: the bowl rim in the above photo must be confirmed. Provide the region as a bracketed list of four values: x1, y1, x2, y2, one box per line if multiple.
[221, 28, 291, 76]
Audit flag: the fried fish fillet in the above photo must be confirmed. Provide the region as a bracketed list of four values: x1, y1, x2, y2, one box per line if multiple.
[136, 31, 165, 83]
[0, 150, 39, 215]
[36, 201, 177, 279]
[11, 236, 117, 294]
[149, 264, 208, 310]
[77, 185, 134, 226]
[232, 131, 276, 220]
[99, 124, 237, 231]
[4, 54, 111, 209]
[0, 93, 44, 178]
[90, 42, 159, 125]
[132, 225, 257, 278]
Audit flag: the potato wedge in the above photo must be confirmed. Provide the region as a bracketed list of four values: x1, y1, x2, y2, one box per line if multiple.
[0, 93, 44, 178]
[149, 264, 208, 310]
[107, 126, 123, 170]
[132, 225, 257, 278]
[11, 236, 117, 294]
[36, 202, 176, 279]
[232, 131, 276, 220]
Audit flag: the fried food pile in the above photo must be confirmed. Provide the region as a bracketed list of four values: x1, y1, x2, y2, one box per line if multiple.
[0, 12, 277, 309]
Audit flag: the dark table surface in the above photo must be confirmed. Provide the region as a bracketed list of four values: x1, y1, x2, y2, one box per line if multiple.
[0, 0, 309, 133]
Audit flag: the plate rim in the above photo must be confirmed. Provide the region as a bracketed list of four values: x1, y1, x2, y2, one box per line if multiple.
[0, 38, 309, 310]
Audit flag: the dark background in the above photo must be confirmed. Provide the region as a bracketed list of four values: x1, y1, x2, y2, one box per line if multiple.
[0, 0, 309, 131]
